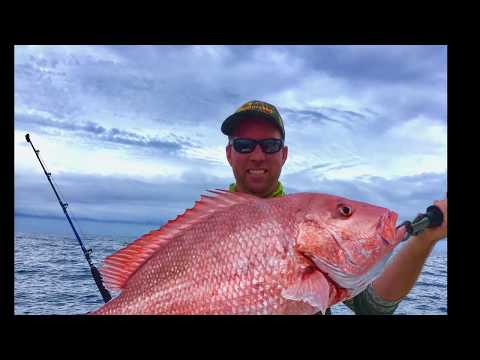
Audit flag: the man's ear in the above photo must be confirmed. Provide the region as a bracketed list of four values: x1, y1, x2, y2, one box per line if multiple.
[281, 145, 288, 166]
[226, 145, 233, 166]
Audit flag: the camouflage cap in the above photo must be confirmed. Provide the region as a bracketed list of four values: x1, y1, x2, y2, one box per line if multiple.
[221, 100, 285, 140]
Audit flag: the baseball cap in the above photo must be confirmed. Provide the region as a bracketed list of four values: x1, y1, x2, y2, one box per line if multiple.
[221, 100, 285, 140]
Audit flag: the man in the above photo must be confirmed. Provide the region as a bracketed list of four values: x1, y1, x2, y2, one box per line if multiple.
[221, 100, 448, 315]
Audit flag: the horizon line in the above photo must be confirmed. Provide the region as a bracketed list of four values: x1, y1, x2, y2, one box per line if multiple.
[14, 212, 164, 227]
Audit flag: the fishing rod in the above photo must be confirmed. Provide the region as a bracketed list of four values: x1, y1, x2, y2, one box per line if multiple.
[25, 133, 112, 303]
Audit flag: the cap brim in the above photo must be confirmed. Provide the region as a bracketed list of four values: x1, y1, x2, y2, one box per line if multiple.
[221, 111, 284, 138]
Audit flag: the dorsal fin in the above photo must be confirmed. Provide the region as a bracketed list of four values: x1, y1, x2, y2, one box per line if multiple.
[100, 189, 257, 290]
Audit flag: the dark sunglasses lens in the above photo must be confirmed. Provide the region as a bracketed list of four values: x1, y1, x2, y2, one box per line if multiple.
[233, 139, 256, 153]
[260, 139, 283, 153]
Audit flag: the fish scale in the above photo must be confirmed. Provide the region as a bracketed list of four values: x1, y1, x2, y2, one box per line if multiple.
[91, 190, 404, 315]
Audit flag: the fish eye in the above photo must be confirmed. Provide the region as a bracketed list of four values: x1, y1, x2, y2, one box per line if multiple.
[338, 204, 353, 217]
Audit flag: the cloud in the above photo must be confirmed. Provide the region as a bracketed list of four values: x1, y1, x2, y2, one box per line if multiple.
[15, 45, 309, 128]
[283, 171, 447, 221]
[385, 115, 447, 148]
[15, 112, 192, 155]
[281, 106, 373, 132]
[15, 165, 447, 231]
[289, 45, 446, 85]
[15, 45, 447, 143]
[268, 46, 447, 129]
[282, 108, 346, 127]
[14, 169, 232, 225]
[285, 160, 363, 178]
[14, 45, 447, 234]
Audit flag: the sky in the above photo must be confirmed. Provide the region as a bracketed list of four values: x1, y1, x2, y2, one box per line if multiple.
[14, 45, 447, 248]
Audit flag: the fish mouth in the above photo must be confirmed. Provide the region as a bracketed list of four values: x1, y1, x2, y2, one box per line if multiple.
[394, 225, 408, 244]
[379, 210, 400, 245]
[379, 210, 409, 246]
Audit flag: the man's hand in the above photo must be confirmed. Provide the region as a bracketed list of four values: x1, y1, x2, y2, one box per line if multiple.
[414, 197, 447, 246]
[372, 196, 447, 301]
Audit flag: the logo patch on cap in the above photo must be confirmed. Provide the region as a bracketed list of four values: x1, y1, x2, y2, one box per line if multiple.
[237, 102, 274, 115]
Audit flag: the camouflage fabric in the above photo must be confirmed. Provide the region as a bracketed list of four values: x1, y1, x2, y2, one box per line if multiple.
[342, 283, 401, 315]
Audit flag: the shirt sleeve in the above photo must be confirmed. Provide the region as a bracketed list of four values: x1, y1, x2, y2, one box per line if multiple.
[343, 283, 402, 315]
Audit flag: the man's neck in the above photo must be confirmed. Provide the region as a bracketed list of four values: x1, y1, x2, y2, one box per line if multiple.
[229, 182, 285, 198]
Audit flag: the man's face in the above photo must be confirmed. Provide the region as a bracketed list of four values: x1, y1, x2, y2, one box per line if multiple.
[226, 118, 288, 198]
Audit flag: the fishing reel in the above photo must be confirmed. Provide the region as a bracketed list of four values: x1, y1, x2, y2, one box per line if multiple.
[396, 205, 444, 242]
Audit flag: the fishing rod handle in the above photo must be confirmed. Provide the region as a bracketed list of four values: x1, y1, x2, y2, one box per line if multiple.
[399, 204, 445, 240]
[91, 266, 112, 303]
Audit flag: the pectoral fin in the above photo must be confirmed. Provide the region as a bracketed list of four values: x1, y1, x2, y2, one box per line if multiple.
[281, 268, 332, 315]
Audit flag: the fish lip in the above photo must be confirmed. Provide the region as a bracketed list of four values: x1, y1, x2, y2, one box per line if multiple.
[378, 210, 399, 245]
[394, 226, 408, 243]
[384, 209, 398, 224]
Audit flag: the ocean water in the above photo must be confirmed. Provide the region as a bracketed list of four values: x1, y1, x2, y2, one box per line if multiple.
[14, 232, 447, 315]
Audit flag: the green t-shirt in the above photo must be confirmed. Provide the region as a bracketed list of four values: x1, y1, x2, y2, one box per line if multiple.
[228, 181, 285, 198]
[228, 181, 402, 315]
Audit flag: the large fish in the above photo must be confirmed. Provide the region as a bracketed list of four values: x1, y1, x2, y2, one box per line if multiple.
[91, 190, 406, 315]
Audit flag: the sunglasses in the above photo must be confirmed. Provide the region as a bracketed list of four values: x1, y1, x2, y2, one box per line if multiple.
[230, 138, 284, 154]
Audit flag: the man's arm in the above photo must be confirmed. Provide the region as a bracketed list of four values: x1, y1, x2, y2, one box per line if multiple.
[371, 233, 437, 301]
[371, 198, 447, 302]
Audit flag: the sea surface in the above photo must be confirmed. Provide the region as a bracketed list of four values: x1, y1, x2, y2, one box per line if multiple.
[14, 231, 447, 315]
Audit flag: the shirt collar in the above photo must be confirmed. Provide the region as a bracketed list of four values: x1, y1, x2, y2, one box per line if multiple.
[228, 181, 285, 197]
